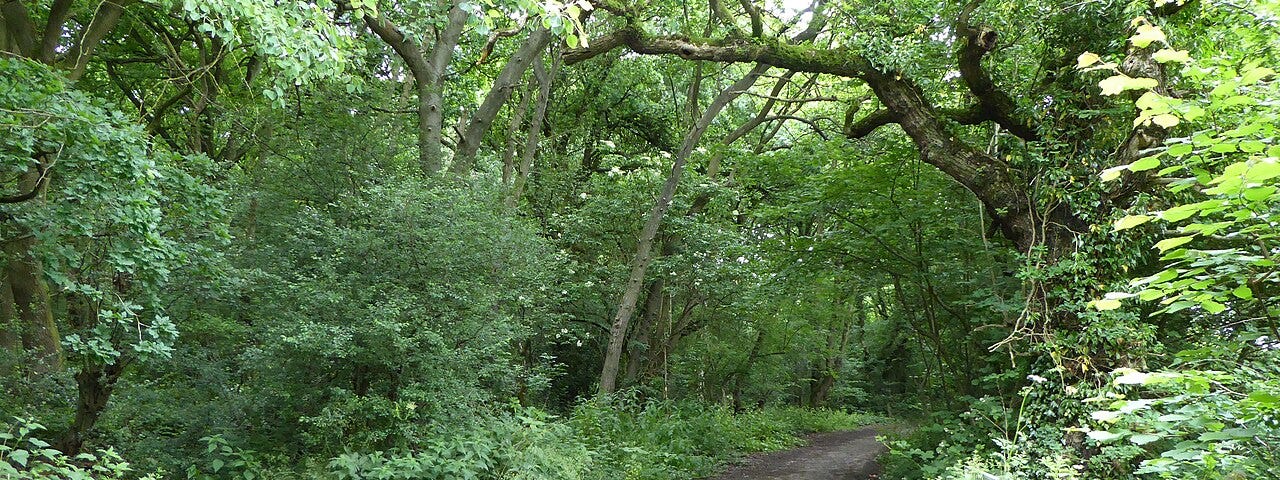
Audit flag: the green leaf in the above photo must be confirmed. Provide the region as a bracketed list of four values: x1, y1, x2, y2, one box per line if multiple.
[1087, 430, 1123, 442]
[1130, 433, 1163, 445]
[1200, 300, 1226, 314]
[1114, 369, 1151, 385]
[1101, 165, 1128, 182]
[1129, 24, 1167, 48]
[1154, 236, 1194, 252]
[1129, 156, 1162, 172]
[1152, 48, 1191, 63]
[10, 449, 28, 467]
[1248, 391, 1279, 406]
[1099, 75, 1160, 95]
[1241, 66, 1275, 85]
[1114, 215, 1154, 231]
[1077, 52, 1101, 69]
[1244, 161, 1280, 182]
[1094, 298, 1123, 310]
[1231, 285, 1253, 300]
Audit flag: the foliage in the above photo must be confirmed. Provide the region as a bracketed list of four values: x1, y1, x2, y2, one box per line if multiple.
[0, 417, 157, 479]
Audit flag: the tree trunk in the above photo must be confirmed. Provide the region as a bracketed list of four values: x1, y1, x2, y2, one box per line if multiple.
[56, 361, 124, 454]
[598, 64, 770, 395]
[510, 52, 560, 206]
[501, 86, 532, 188]
[452, 28, 552, 174]
[3, 236, 62, 375]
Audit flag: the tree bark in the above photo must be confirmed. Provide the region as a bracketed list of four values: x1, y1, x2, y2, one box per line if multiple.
[56, 361, 125, 454]
[452, 28, 552, 174]
[3, 235, 62, 375]
[501, 85, 532, 188]
[364, 2, 467, 175]
[598, 63, 770, 395]
[510, 52, 560, 206]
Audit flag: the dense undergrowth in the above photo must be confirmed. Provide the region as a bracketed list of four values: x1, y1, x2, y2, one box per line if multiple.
[2, 401, 882, 479]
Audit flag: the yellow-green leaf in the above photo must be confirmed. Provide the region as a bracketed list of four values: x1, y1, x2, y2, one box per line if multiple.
[1152, 48, 1191, 63]
[1129, 156, 1161, 172]
[1232, 285, 1253, 300]
[1099, 75, 1159, 95]
[1154, 235, 1194, 252]
[1101, 165, 1127, 182]
[1114, 215, 1153, 231]
[1130, 24, 1167, 48]
[1094, 298, 1123, 310]
[1151, 113, 1179, 128]
[1077, 52, 1101, 69]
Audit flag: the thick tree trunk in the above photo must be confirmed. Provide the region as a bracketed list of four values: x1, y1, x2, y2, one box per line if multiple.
[3, 236, 62, 375]
[364, 1, 467, 176]
[598, 64, 770, 395]
[623, 279, 665, 385]
[731, 329, 765, 412]
[56, 361, 124, 454]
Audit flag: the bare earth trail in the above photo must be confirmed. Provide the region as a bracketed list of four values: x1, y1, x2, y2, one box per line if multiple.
[710, 427, 887, 480]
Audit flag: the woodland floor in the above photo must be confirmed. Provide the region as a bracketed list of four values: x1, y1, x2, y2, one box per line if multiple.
[709, 426, 886, 480]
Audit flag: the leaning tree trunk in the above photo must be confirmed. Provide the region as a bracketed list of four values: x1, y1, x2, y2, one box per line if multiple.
[597, 64, 771, 395]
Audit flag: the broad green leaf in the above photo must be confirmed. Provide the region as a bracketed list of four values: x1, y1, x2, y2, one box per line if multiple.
[1244, 161, 1280, 182]
[1241, 66, 1275, 85]
[1077, 52, 1101, 69]
[1200, 300, 1226, 314]
[1154, 236, 1194, 252]
[1088, 430, 1123, 442]
[1130, 433, 1163, 445]
[1232, 285, 1253, 300]
[1130, 24, 1167, 48]
[1150, 114, 1179, 128]
[1114, 215, 1153, 230]
[1152, 48, 1190, 63]
[1094, 298, 1123, 310]
[1129, 156, 1161, 172]
[1115, 369, 1151, 385]
[1099, 75, 1159, 95]
[1101, 165, 1128, 182]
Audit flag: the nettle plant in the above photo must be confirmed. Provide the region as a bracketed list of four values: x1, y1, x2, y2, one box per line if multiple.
[1075, 6, 1280, 479]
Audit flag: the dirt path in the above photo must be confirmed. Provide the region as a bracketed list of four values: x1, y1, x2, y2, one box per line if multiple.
[709, 427, 886, 480]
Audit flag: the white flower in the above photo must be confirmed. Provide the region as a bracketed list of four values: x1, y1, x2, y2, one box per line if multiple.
[1028, 374, 1048, 384]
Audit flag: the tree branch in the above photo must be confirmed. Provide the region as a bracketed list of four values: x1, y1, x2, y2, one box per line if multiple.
[61, 0, 135, 80]
[954, 0, 1039, 141]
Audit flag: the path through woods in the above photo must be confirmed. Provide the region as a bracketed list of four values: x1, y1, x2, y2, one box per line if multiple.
[711, 427, 886, 479]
